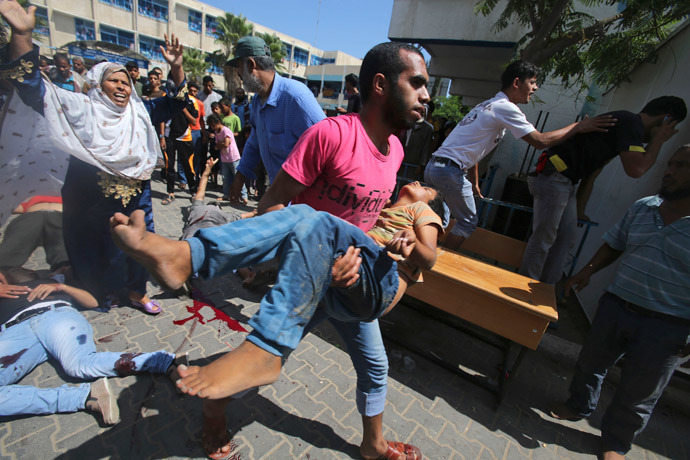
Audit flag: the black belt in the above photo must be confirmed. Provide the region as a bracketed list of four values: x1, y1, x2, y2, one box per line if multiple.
[1, 304, 64, 330]
[613, 294, 690, 327]
[431, 156, 464, 170]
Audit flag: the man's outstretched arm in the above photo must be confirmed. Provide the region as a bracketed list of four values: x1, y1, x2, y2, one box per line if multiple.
[521, 114, 617, 150]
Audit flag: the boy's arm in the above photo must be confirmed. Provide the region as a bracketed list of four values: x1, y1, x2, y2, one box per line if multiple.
[386, 223, 440, 270]
[194, 158, 219, 201]
[28, 283, 99, 308]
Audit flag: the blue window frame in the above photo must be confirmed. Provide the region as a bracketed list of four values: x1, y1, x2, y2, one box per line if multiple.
[138, 0, 168, 22]
[293, 47, 308, 66]
[205, 54, 223, 75]
[75, 18, 96, 41]
[188, 10, 202, 33]
[99, 0, 132, 12]
[310, 55, 322, 66]
[205, 15, 218, 37]
[282, 42, 292, 61]
[100, 25, 135, 49]
[33, 6, 49, 36]
[139, 36, 165, 62]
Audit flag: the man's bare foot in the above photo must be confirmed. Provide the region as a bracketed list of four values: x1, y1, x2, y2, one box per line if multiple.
[202, 400, 233, 460]
[176, 341, 281, 399]
[601, 451, 625, 460]
[110, 210, 192, 290]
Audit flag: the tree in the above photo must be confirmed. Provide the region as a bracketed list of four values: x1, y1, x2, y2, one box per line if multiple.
[213, 13, 253, 93]
[182, 48, 211, 84]
[432, 95, 469, 123]
[475, 0, 690, 90]
[257, 32, 287, 73]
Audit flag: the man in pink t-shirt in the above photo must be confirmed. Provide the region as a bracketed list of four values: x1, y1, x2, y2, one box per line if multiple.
[253, 42, 430, 460]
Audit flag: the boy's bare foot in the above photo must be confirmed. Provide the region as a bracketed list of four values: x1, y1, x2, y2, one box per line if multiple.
[110, 210, 192, 291]
[201, 400, 233, 460]
[176, 341, 281, 399]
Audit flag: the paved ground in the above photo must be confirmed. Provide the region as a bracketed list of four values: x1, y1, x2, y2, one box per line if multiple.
[1, 176, 689, 460]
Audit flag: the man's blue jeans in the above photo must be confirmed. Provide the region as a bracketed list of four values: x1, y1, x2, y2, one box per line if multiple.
[424, 160, 476, 238]
[186, 204, 399, 416]
[565, 292, 690, 454]
[519, 172, 578, 283]
[0, 306, 173, 416]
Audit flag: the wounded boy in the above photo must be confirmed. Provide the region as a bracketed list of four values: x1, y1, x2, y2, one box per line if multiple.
[110, 181, 444, 400]
[0, 267, 179, 425]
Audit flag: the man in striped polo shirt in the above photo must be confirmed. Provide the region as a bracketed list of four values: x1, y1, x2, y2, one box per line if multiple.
[548, 145, 690, 460]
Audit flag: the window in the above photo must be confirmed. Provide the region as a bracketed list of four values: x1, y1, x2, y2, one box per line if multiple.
[293, 47, 309, 66]
[138, 0, 168, 22]
[99, 0, 132, 12]
[75, 18, 96, 41]
[205, 54, 223, 75]
[100, 25, 135, 50]
[139, 36, 165, 62]
[282, 42, 292, 61]
[205, 15, 218, 37]
[188, 10, 202, 33]
[323, 58, 335, 64]
[33, 6, 49, 36]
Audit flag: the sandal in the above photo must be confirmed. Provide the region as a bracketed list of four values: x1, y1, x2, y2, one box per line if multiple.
[131, 298, 162, 315]
[161, 195, 175, 205]
[202, 415, 234, 460]
[372, 441, 423, 460]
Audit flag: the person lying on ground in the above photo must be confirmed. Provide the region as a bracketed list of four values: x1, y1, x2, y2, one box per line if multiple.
[110, 181, 442, 458]
[0, 267, 180, 425]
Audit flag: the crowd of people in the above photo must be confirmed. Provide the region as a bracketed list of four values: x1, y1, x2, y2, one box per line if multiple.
[0, 2, 688, 460]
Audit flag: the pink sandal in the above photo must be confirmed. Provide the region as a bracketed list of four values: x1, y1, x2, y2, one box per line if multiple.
[131, 299, 162, 315]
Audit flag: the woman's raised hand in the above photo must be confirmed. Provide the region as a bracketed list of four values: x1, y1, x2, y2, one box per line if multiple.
[0, 0, 36, 35]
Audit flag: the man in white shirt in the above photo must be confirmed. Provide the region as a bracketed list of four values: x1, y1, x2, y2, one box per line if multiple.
[424, 60, 614, 249]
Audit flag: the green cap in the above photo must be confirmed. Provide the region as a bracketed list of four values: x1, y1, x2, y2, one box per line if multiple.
[226, 36, 271, 67]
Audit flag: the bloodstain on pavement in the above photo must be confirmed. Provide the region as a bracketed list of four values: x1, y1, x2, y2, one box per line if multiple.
[0, 349, 27, 368]
[173, 300, 247, 334]
[76, 334, 87, 345]
[114, 352, 143, 375]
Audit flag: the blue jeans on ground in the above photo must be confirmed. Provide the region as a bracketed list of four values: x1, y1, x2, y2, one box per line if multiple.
[221, 160, 247, 200]
[0, 306, 173, 416]
[519, 172, 578, 283]
[424, 159, 476, 238]
[565, 292, 690, 454]
[186, 204, 399, 416]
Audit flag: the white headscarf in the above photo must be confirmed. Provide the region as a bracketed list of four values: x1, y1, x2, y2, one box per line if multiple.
[41, 62, 162, 180]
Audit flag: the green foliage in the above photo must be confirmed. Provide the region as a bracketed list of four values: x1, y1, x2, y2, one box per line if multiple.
[475, 0, 690, 91]
[257, 32, 287, 73]
[432, 95, 469, 123]
[212, 13, 253, 92]
[182, 48, 211, 84]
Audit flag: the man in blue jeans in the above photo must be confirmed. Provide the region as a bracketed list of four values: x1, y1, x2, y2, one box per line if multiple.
[424, 60, 615, 250]
[548, 145, 690, 460]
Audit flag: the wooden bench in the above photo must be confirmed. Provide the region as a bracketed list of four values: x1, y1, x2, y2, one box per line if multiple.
[388, 227, 558, 402]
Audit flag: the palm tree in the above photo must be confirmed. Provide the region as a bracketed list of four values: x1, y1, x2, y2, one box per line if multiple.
[213, 13, 253, 93]
[182, 48, 211, 84]
[257, 32, 287, 74]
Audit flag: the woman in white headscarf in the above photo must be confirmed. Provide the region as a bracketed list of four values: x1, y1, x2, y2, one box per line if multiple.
[0, 0, 187, 313]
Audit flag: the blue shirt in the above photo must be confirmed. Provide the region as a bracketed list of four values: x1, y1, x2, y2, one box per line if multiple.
[238, 73, 325, 182]
[603, 196, 690, 319]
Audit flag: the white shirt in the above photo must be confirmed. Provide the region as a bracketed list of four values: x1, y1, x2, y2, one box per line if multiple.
[434, 91, 535, 169]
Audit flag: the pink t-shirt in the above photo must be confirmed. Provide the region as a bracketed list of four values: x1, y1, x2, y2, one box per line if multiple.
[282, 113, 403, 232]
[215, 126, 240, 163]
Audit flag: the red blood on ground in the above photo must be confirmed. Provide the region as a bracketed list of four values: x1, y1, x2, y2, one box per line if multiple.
[173, 300, 247, 333]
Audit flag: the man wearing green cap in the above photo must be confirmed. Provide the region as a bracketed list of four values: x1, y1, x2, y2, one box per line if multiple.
[226, 36, 325, 202]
